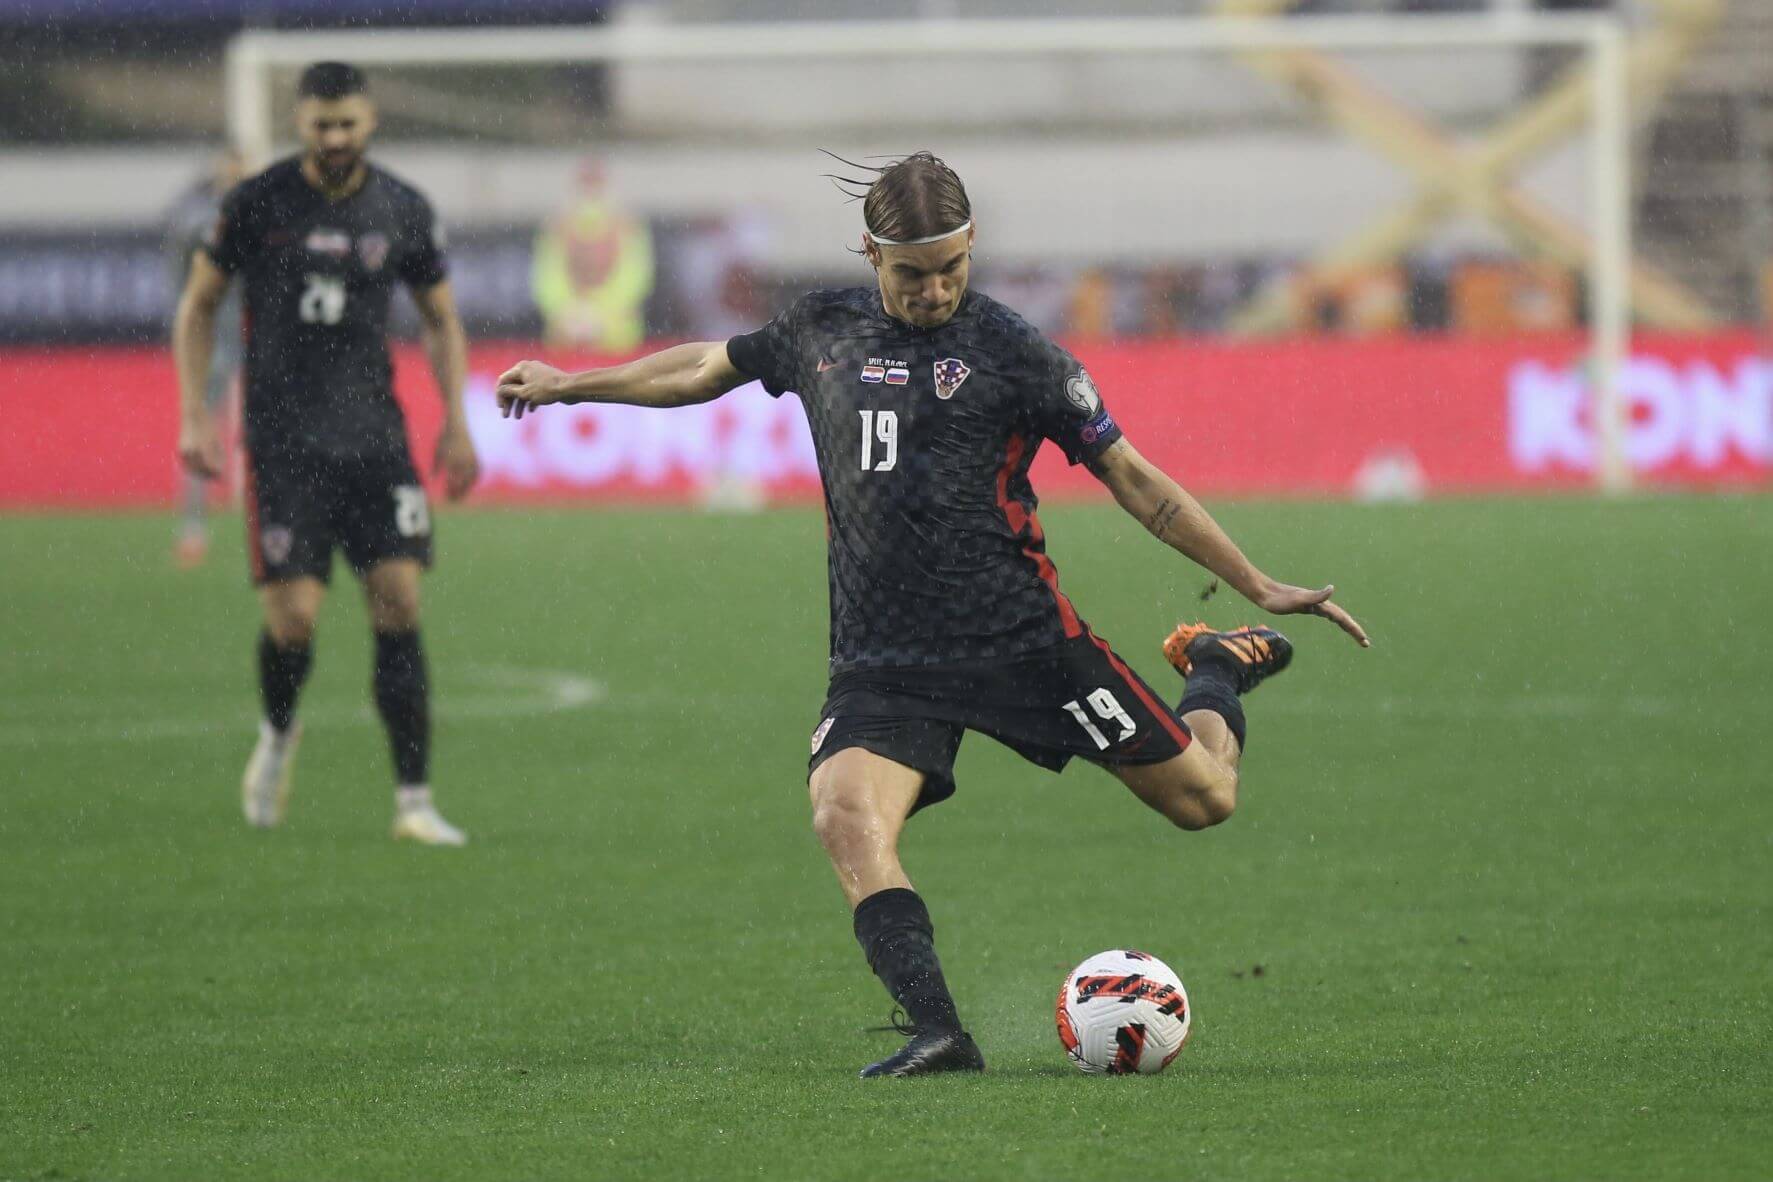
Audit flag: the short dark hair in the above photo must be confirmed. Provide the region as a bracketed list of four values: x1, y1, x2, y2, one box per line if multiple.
[297, 61, 368, 101]
[825, 151, 972, 245]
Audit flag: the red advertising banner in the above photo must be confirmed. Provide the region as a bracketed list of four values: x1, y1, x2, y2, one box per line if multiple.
[3, 334, 1767, 508]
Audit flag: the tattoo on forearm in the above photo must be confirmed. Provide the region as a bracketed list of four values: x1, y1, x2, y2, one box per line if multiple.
[1145, 498, 1181, 538]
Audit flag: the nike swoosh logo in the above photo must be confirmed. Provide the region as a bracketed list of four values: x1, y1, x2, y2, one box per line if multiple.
[816, 357, 840, 373]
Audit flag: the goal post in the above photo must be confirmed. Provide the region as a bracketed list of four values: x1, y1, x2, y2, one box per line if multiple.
[224, 13, 1635, 493]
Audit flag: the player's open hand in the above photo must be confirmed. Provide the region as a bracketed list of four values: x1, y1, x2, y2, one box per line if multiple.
[1254, 581, 1370, 648]
[434, 419, 480, 501]
[496, 360, 567, 420]
[177, 414, 224, 479]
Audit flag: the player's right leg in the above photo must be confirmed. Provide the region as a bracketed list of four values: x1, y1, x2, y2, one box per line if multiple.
[242, 576, 326, 827]
[240, 444, 335, 827]
[808, 743, 985, 1078]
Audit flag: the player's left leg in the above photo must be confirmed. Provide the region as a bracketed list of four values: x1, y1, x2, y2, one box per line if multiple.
[1112, 623, 1294, 830]
[360, 558, 464, 847]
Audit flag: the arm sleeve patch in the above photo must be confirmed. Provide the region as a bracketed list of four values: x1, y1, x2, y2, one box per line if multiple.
[1029, 337, 1123, 466]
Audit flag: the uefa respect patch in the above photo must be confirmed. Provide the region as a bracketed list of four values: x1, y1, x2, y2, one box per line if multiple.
[1080, 410, 1116, 446]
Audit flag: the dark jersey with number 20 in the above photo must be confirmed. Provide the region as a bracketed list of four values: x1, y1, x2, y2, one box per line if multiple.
[205, 157, 447, 460]
[728, 287, 1123, 674]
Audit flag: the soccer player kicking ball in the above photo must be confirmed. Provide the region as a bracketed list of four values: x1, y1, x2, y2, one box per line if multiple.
[496, 153, 1369, 1073]
[173, 62, 480, 845]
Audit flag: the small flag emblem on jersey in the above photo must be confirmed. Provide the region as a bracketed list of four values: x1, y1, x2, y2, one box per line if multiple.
[861, 365, 885, 383]
[934, 357, 972, 400]
[357, 232, 390, 271]
[885, 367, 909, 385]
[304, 228, 351, 257]
[811, 717, 836, 753]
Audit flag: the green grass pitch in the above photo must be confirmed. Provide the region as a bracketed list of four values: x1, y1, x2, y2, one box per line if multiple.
[2, 496, 1769, 1181]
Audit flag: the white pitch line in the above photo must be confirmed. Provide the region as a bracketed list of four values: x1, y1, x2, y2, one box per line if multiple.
[0, 665, 605, 748]
[1259, 693, 1707, 722]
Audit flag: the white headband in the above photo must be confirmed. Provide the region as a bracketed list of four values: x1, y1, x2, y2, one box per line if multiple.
[865, 221, 972, 247]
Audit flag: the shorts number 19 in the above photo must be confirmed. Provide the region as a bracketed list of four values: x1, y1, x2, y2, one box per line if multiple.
[1063, 689, 1137, 751]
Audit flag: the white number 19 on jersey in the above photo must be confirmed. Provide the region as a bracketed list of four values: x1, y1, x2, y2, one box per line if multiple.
[859, 409, 898, 472]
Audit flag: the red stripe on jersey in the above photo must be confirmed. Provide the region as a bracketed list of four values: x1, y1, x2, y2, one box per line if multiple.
[1086, 627, 1193, 751]
[996, 434, 1082, 639]
[242, 450, 264, 583]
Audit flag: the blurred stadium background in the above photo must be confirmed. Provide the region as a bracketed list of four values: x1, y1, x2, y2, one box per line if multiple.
[3, 0, 1769, 508]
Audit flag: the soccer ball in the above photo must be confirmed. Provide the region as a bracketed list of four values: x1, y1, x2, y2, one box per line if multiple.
[1055, 949, 1192, 1075]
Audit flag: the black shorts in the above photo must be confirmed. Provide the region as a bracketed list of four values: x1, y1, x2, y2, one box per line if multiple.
[808, 632, 1192, 813]
[243, 445, 433, 586]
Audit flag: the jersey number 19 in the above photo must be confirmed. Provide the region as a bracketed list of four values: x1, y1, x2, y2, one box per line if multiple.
[859, 410, 898, 472]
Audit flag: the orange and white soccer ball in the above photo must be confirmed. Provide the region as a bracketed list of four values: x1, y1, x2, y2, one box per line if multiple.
[1055, 949, 1192, 1075]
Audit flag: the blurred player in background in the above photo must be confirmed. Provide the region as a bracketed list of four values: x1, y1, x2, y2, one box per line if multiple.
[495, 153, 1369, 1074]
[163, 146, 246, 568]
[173, 61, 480, 846]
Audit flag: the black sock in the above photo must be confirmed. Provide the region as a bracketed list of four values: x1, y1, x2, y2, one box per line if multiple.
[1177, 654, 1247, 749]
[852, 888, 963, 1034]
[258, 631, 313, 733]
[372, 630, 430, 785]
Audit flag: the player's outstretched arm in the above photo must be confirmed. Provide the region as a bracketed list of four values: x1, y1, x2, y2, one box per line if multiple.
[1088, 439, 1370, 647]
[496, 342, 747, 420]
[171, 251, 230, 479]
[411, 280, 480, 500]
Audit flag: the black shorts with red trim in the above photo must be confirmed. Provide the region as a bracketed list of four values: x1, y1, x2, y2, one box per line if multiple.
[807, 631, 1192, 814]
[243, 444, 433, 586]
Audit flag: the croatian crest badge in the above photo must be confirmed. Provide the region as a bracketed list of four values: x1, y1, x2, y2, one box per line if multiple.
[260, 526, 294, 565]
[357, 232, 391, 271]
[933, 357, 972, 400]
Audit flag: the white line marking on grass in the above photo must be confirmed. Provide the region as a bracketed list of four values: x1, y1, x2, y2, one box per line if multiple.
[0, 665, 606, 747]
[1262, 694, 1705, 721]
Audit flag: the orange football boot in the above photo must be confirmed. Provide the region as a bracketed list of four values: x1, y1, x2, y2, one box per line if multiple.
[1162, 623, 1294, 693]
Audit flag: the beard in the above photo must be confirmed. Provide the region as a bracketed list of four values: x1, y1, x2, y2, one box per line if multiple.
[312, 148, 362, 186]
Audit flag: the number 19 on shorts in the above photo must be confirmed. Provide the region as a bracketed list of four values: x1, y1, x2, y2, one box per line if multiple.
[1063, 689, 1137, 750]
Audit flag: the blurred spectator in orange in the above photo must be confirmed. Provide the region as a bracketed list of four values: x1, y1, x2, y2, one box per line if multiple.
[1452, 259, 1577, 334]
[532, 157, 655, 350]
[1340, 266, 1407, 336]
[1067, 267, 1116, 339]
[1291, 265, 1406, 337]
[1136, 266, 1190, 337]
